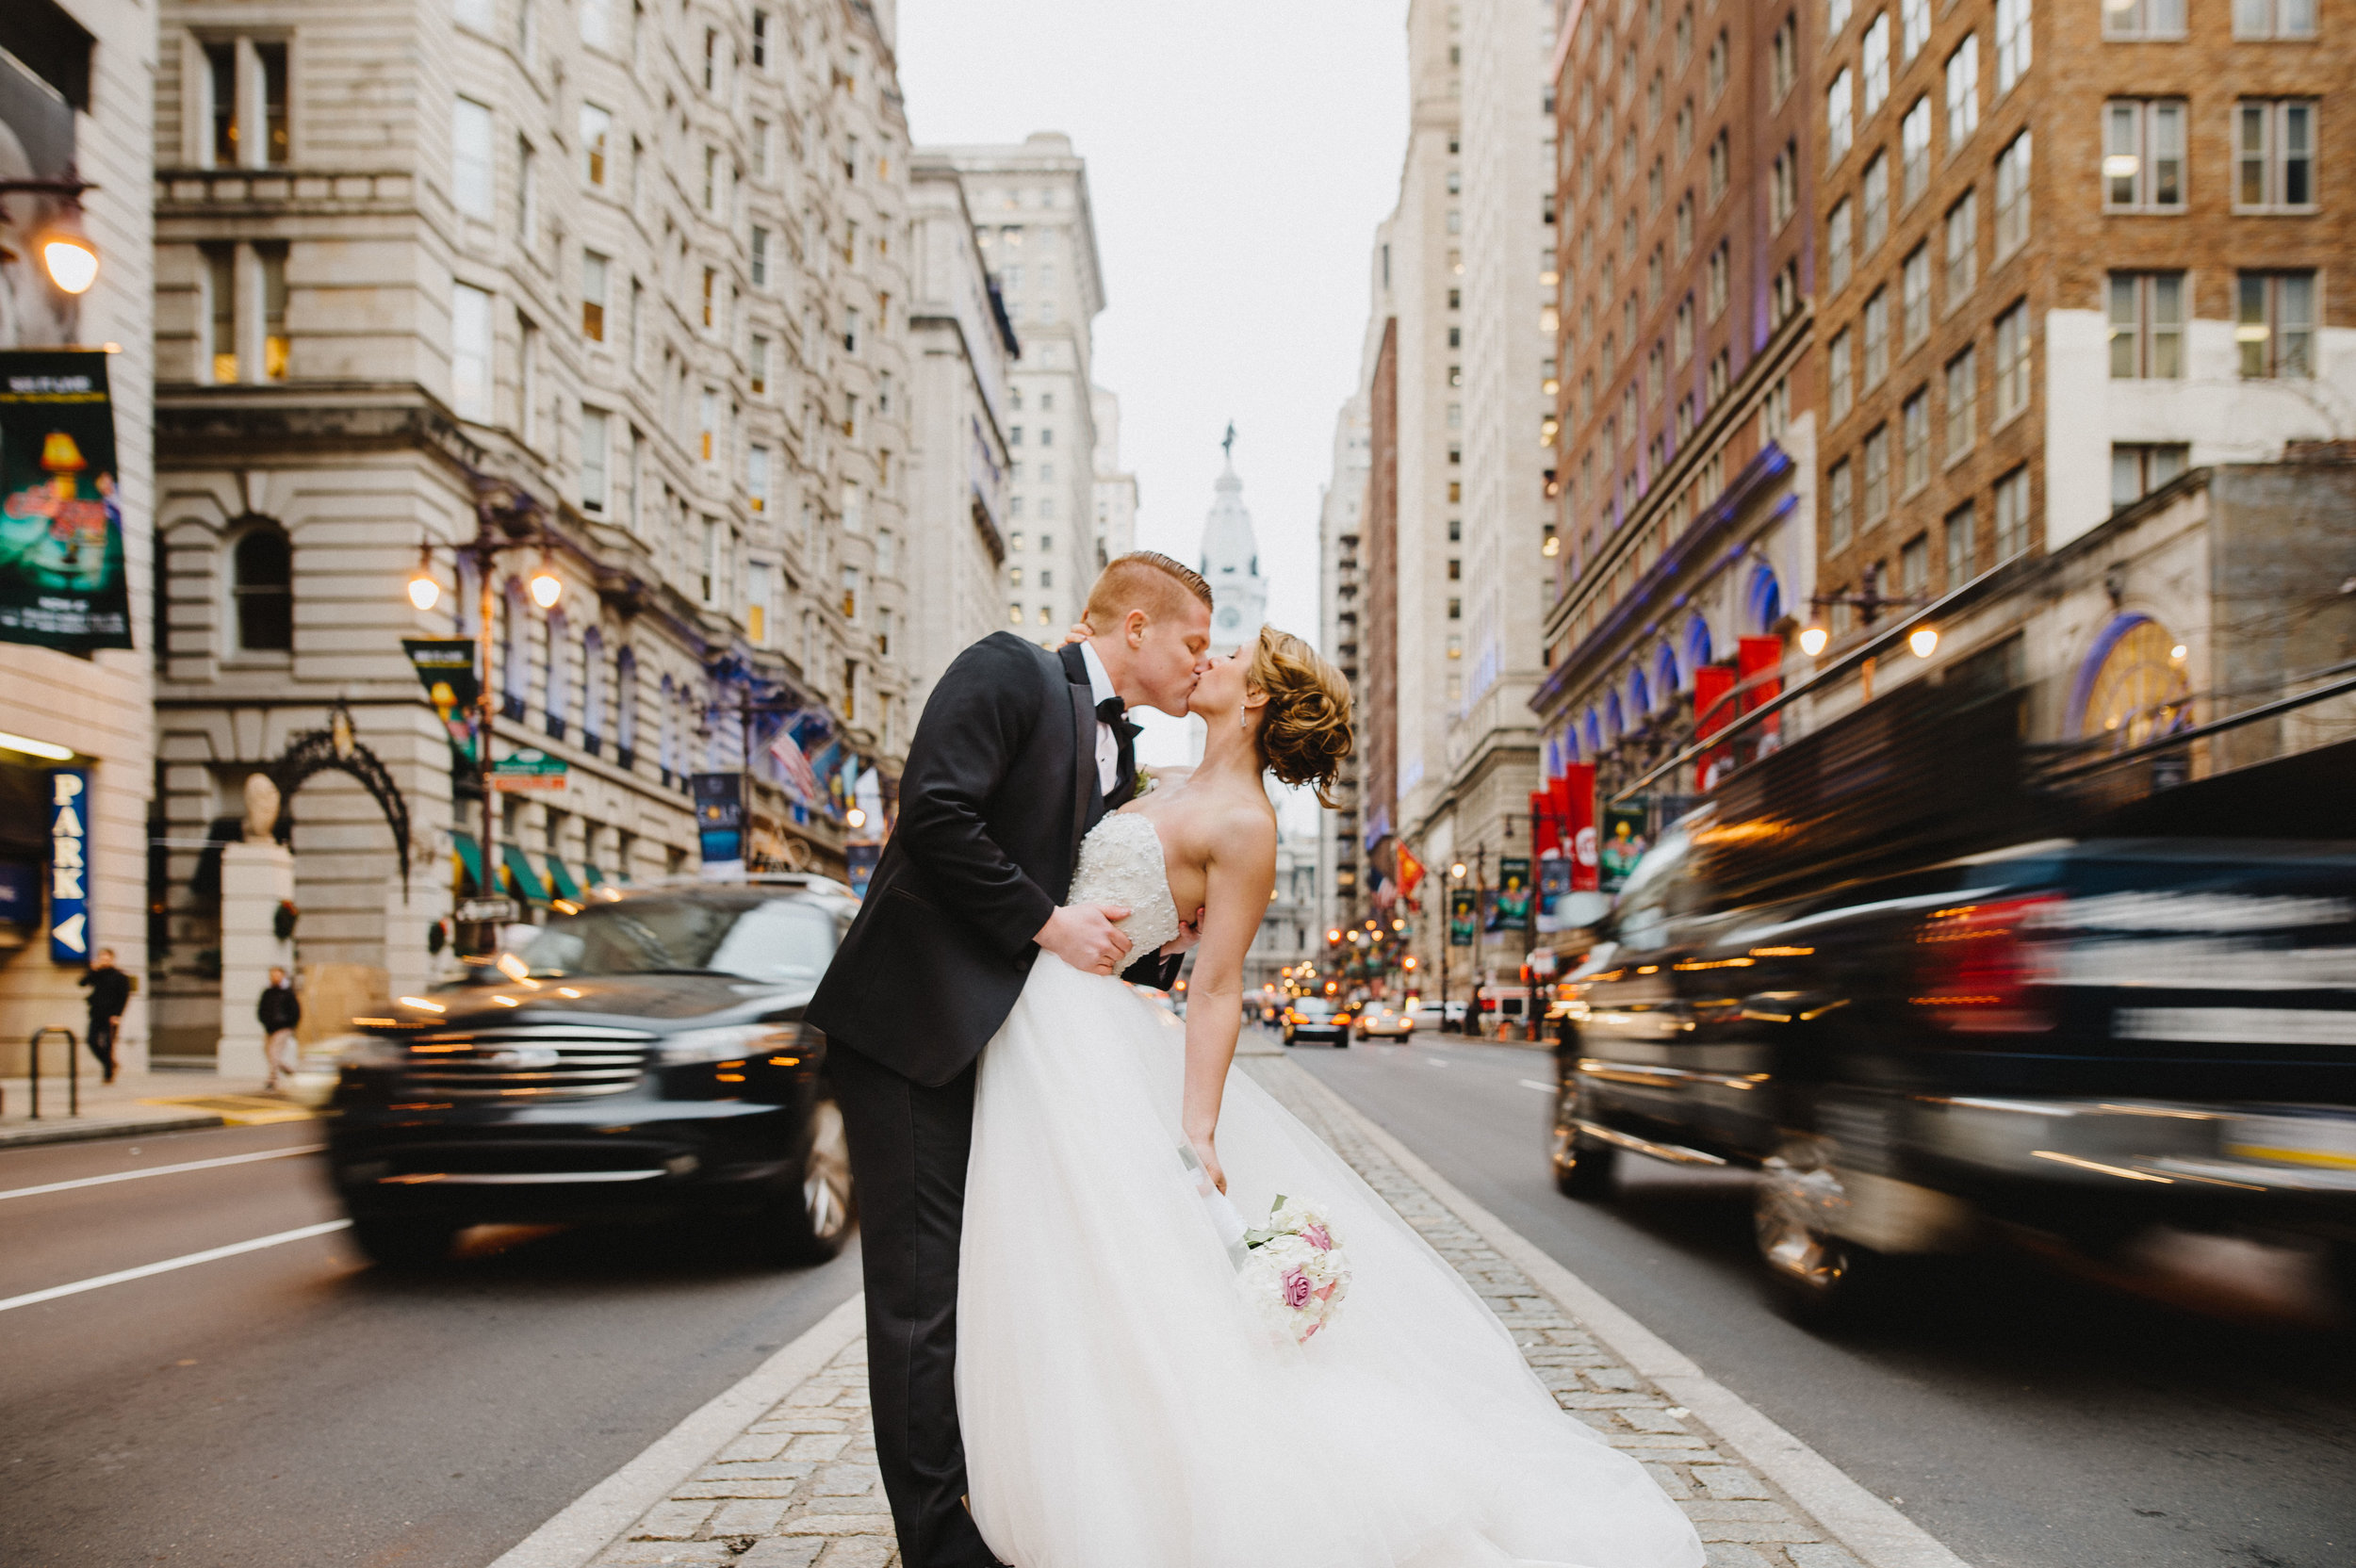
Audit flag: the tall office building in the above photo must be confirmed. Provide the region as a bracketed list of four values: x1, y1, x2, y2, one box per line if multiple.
[1091, 384, 1137, 564]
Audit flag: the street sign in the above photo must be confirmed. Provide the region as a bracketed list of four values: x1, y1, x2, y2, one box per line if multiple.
[455, 896, 517, 923]
[491, 749, 568, 792]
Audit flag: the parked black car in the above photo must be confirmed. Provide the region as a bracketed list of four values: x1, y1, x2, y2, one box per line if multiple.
[1553, 691, 2356, 1322]
[326, 876, 859, 1269]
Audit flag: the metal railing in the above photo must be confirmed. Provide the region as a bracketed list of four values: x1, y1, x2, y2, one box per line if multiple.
[7, 1027, 82, 1120]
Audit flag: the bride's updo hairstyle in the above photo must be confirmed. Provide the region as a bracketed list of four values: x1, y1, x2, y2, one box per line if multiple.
[1248, 626, 1354, 807]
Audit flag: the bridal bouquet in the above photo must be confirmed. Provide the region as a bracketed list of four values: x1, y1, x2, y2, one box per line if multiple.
[1235, 1195, 1351, 1343]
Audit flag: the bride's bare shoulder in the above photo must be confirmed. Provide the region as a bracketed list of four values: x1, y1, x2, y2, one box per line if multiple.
[1139, 764, 1195, 791]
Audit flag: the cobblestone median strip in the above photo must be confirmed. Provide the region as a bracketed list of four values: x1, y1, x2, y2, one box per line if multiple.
[565, 1055, 1969, 1568]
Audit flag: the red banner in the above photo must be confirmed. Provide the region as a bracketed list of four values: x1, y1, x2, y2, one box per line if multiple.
[1694, 664, 1737, 791]
[1395, 842, 1425, 901]
[1738, 636, 1784, 747]
[1560, 763, 1599, 892]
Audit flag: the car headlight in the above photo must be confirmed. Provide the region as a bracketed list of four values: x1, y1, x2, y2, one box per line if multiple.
[656, 1023, 795, 1065]
[334, 1034, 410, 1070]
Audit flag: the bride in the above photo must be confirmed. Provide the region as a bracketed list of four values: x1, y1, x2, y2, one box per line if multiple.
[957, 626, 1704, 1568]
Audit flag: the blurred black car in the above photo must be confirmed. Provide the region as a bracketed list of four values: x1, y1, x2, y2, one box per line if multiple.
[326, 876, 859, 1269]
[1283, 997, 1351, 1047]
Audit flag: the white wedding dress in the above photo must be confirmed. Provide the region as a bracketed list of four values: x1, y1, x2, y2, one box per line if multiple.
[957, 812, 1705, 1568]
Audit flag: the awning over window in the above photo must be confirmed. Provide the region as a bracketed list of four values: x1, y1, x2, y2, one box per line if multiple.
[451, 832, 485, 891]
[545, 856, 584, 904]
[499, 842, 549, 906]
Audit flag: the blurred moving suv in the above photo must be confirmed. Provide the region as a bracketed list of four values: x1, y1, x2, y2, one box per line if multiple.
[326, 876, 859, 1269]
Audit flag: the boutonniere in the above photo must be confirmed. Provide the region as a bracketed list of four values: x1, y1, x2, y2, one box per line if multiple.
[1132, 768, 1154, 800]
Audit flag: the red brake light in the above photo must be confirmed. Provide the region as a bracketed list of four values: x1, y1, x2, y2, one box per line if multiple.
[1912, 894, 2062, 1035]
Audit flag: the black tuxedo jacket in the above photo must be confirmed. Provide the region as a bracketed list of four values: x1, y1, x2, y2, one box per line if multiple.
[807, 633, 1181, 1086]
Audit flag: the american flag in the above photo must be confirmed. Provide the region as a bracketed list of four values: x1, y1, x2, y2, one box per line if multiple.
[767, 722, 826, 806]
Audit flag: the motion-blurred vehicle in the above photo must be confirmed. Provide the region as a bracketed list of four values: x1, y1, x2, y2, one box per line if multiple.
[1411, 1000, 1467, 1032]
[1282, 997, 1351, 1048]
[1356, 1004, 1416, 1039]
[1477, 987, 1535, 1037]
[325, 876, 860, 1269]
[1553, 681, 2356, 1323]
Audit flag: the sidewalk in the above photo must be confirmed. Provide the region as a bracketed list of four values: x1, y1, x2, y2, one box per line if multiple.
[501, 1046, 1970, 1568]
[0, 1067, 312, 1149]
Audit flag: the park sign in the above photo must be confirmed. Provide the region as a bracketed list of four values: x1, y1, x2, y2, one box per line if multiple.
[491, 749, 568, 792]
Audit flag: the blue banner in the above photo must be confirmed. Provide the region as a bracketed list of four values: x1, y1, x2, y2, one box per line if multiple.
[47, 767, 90, 963]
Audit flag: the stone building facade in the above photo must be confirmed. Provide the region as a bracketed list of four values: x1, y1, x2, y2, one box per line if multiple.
[0, 1, 157, 1071]
[1314, 384, 1369, 946]
[143, 0, 946, 1056]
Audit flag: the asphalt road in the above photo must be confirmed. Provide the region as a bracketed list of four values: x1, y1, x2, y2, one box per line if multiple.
[1292, 1033, 2356, 1568]
[0, 1119, 861, 1568]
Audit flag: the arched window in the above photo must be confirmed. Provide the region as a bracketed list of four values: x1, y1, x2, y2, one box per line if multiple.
[2071, 613, 2190, 751]
[1582, 708, 1603, 757]
[501, 579, 529, 719]
[658, 673, 677, 778]
[1653, 643, 1681, 702]
[229, 521, 293, 653]
[1628, 667, 1651, 722]
[1746, 564, 1784, 634]
[1683, 613, 1714, 675]
[614, 645, 639, 765]
[581, 627, 607, 754]
[544, 611, 573, 740]
[1604, 692, 1625, 743]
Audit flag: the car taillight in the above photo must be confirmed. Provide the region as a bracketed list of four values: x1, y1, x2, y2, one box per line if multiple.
[1912, 893, 2062, 1035]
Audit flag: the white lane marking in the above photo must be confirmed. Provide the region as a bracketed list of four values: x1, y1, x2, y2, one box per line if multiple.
[0, 1143, 326, 1202]
[0, 1219, 351, 1314]
[1518, 1079, 1558, 1093]
[486, 1292, 867, 1568]
[1279, 1067, 1976, 1568]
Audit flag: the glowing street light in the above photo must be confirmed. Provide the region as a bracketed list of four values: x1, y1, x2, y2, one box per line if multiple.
[846, 807, 868, 829]
[528, 564, 564, 608]
[1450, 861, 1467, 879]
[1908, 626, 1939, 659]
[1798, 625, 1830, 657]
[40, 209, 100, 295]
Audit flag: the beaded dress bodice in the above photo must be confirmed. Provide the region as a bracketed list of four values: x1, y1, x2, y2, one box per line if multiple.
[1067, 811, 1181, 956]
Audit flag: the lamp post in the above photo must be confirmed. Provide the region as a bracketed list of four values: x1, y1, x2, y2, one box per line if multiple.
[0, 178, 101, 295]
[1444, 860, 1467, 1032]
[1797, 561, 1938, 701]
[405, 477, 561, 955]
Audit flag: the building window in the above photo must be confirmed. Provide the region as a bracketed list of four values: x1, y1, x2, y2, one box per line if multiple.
[581, 251, 608, 340]
[1994, 300, 2031, 423]
[230, 522, 293, 653]
[1902, 0, 1930, 59]
[201, 39, 290, 169]
[747, 444, 770, 513]
[2237, 271, 2315, 378]
[452, 96, 494, 219]
[1706, 242, 1728, 319]
[1902, 243, 1930, 347]
[1944, 500, 1976, 582]
[1710, 28, 1730, 101]
[2235, 102, 2315, 210]
[1771, 140, 1798, 227]
[581, 103, 610, 186]
[1901, 96, 1932, 205]
[749, 335, 768, 396]
[1675, 194, 1693, 258]
[1945, 347, 1977, 459]
[1994, 0, 2032, 94]
[1709, 349, 1730, 404]
[1828, 322, 1847, 421]
[2105, 101, 2186, 211]
[1864, 287, 1890, 387]
[2104, 0, 2185, 37]
[1993, 465, 2031, 558]
[2108, 271, 2185, 378]
[581, 407, 609, 512]
[1009, 601, 1024, 624]
[1828, 199, 1854, 294]
[1863, 15, 1890, 117]
[1945, 36, 1979, 149]
[1862, 153, 1890, 254]
[1771, 13, 1797, 105]
[1709, 130, 1729, 203]
[1901, 530, 1929, 594]
[1830, 0, 1854, 36]
[517, 137, 538, 247]
[2112, 443, 2190, 507]
[1902, 387, 1930, 494]
[1827, 68, 1855, 165]
[751, 227, 770, 287]
[1827, 459, 1854, 550]
[2234, 0, 2316, 36]
[203, 244, 237, 383]
[1675, 296, 1693, 364]
[1993, 133, 2031, 259]
[1944, 190, 1977, 303]
[451, 283, 492, 420]
[1864, 425, 1891, 528]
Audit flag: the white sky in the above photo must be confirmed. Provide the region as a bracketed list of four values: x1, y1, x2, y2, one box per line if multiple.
[895, 0, 1411, 776]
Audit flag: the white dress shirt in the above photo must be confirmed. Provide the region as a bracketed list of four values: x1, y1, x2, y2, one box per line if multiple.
[1079, 641, 1121, 796]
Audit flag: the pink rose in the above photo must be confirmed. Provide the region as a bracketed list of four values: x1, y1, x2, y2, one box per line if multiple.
[1301, 1223, 1333, 1251]
[1281, 1267, 1314, 1310]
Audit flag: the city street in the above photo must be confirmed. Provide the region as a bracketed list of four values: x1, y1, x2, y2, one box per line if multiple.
[0, 1121, 861, 1568]
[1293, 1036, 2356, 1568]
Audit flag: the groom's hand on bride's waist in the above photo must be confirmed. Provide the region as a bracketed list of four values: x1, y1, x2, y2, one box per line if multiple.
[1036, 902, 1134, 975]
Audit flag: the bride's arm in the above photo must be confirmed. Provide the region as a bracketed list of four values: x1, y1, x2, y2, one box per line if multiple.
[1180, 810, 1279, 1195]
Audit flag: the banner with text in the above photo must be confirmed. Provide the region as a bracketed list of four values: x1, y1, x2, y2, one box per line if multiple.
[0, 352, 132, 656]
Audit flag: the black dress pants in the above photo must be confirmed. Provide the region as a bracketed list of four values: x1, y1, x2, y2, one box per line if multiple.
[828, 1042, 1004, 1568]
[85, 1016, 117, 1081]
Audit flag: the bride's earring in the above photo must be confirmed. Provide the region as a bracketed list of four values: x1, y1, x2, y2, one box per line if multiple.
[1238, 704, 1249, 731]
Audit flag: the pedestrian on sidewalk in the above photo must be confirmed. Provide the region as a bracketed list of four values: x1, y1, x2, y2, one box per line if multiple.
[77, 949, 132, 1086]
[258, 966, 301, 1091]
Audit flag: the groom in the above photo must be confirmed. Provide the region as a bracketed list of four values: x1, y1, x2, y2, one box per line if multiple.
[806, 551, 1215, 1567]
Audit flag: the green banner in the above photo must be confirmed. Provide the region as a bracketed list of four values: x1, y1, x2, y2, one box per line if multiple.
[1448, 887, 1477, 947]
[1489, 857, 1531, 932]
[403, 638, 482, 764]
[1599, 802, 1652, 893]
[0, 351, 132, 656]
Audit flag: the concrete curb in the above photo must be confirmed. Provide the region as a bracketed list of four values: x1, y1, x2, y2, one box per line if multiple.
[483, 1291, 868, 1568]
[1276, 1063, 1976, 1568]
[0, 1113, 225, 1149]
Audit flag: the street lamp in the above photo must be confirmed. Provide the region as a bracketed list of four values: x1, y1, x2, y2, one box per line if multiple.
[0, 181, 101, 294]
[1797, 625, 1830, 657]
[1908, 626, 1939, 659]
[529, 564, 564, 609]
[1805, 562, 1937, 699]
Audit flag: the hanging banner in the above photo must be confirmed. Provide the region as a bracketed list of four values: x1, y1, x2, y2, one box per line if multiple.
[1561, 763, 1599, 893]
[1738, 635, 1786, 759]
[1694, 663, 1738, 791]
[403, 638, 483, 764]
[1536, 856, 1572, 933]
[1448, 886, 1478, 947]
[0, 352, 133, 656]
[690, 772, 746, 878]
[47, 767, 90, 963]
[1489, 857, 1531, 932]
[1599, 801, 1651, 892]
[845, 841, 881, 896]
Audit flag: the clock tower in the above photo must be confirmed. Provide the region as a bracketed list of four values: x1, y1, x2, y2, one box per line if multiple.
[1200, 424, 1268, 655]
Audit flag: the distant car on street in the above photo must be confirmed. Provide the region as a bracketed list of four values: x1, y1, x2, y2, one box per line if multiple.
[1356, 1004, 1416, 1038]
[1411, 1000, 1466, 1032]
[325, 876, 860, 1270]
[1281, 997, 1351, 1048]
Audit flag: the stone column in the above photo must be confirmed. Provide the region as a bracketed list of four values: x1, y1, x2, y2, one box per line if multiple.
[219, 841, 295, 1081]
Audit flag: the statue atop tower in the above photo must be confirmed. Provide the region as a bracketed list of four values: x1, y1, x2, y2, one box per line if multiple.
[1199, 424, 1268, 654]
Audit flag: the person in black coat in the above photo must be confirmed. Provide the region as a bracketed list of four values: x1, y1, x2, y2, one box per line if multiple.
[805, 552, 1213, 1568]
[257, 966, 301, 1090]
[78, 948, 132, 1085]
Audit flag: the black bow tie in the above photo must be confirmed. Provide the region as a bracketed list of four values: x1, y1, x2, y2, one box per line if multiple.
[1095, 696, 1139, 739]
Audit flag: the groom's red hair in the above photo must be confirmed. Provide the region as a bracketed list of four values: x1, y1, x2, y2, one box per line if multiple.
[1084, 551, 1214, 628]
